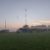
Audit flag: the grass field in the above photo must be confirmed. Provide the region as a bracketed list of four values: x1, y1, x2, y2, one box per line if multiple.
[0, 32, 50, 50]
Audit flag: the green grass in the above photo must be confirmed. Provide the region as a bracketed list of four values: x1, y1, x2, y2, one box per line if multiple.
[0, 32, 50, 50]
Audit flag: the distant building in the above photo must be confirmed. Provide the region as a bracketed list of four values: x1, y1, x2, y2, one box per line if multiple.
[16, 25, 50, 33]
[0, 29, 9, 33]
[30, 25, 48, 32]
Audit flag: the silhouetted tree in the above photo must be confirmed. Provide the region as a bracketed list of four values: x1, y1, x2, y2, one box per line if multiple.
[16, 25, 31, 33]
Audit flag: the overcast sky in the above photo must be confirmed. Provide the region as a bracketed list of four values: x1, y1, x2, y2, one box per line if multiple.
[0, 0, 50, 29]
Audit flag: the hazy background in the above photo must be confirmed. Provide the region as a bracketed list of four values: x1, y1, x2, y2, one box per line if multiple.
[0, 0, 50, 31]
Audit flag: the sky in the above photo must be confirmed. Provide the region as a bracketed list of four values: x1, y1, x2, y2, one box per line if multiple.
[0, 0, 50, 30]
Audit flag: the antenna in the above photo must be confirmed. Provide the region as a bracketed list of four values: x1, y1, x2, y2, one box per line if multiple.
[25, 9, 27, 25]
[5, 19, 6, 29]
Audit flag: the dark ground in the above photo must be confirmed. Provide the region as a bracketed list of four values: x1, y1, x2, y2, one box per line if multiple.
[0, 32, 50, 50]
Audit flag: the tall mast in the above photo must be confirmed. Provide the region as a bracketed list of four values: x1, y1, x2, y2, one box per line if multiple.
[5, 19, 6, 29]
[25, 9, 27, 25]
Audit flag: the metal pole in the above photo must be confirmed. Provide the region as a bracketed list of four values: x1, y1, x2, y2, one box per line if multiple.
[5, 19, 6, 29]
[25, 9, 27, 25]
